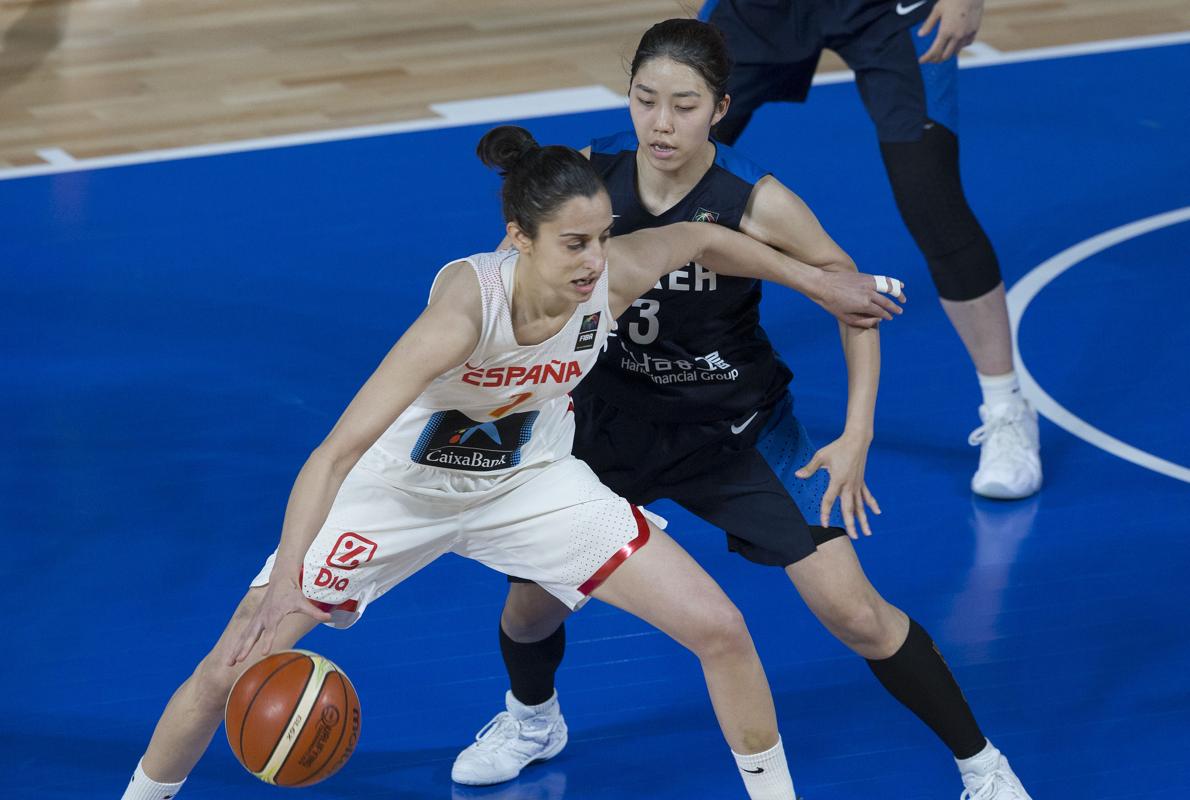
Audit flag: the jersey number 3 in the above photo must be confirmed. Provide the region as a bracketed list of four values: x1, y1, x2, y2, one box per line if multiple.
[627, 298, 660, 345]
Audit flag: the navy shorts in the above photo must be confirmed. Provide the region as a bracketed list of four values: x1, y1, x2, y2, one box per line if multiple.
[701, 0, 959, 141]
[570, 391, 847, 567]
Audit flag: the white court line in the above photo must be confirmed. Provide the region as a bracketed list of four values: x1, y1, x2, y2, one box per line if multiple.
[959, 29, 1190, 70]
[35, 147, 77, 166]
[961, 41, 1003, 60]
[1, 29, 1188, 182]
[430, 86, 625, 123]
[1006, 208, 1190, 485]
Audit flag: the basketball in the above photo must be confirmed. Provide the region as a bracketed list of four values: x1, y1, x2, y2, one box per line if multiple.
[225, 649, 361, 787]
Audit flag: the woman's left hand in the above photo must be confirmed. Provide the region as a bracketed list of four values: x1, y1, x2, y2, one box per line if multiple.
[918, 0, 985, 63]
[795, 432, 882, 539]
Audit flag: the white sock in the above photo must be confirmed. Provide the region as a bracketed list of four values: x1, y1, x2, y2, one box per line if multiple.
[732, 736, 796, 800]
[956, 738, 1001, 779]
[506, 689, 559, 720]
[122, 759, 185, 800]
[977, 371, 1021, 410]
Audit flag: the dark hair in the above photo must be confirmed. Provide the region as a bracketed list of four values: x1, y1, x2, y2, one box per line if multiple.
[629, 18, 732, 102]
[476, 126, 606, 239]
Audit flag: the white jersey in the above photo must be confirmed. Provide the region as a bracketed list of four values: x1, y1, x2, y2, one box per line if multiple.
[372, 249, 612, 482]
[252, 250, 650, 618]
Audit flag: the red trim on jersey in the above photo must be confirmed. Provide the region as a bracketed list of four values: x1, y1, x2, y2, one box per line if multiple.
[578, 504, 651, 596]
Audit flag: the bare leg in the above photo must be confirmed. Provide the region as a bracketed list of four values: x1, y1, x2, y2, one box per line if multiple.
[591, 524, 777, 755]
[501, 580, 571, 642]
[785, 537, 908, 659]
[787, 537, 987, 760]
[139, 587, 320, 782]
[938, 282, 1014, 377]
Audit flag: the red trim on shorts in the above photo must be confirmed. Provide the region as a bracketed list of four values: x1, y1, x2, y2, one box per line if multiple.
[577, 503, 651, 596]
[297, 566, 360, 614]
[312, 598, 359, 614]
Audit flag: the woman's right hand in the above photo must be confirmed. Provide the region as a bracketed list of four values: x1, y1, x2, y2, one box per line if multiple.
[815, 269, 906, 329]
[228, 574, 333, 666]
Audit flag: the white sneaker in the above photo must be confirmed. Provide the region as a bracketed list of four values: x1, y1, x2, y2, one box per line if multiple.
[969, 400, 1042, 499]
[960, 753, 1033, 799]
[451, 691, 568, 786]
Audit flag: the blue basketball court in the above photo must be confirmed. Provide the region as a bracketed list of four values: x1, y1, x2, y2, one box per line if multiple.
[2, 37, 1188, 800]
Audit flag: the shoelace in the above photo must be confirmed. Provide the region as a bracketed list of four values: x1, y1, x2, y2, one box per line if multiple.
[960, 768, 1026, 800]
[470, 712, 552, 760]
[968, 406, 1029, 455]
[471, 712, 520, 751]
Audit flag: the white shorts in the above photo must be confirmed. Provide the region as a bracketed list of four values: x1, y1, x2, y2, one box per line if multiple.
[251, 451, 649, 627]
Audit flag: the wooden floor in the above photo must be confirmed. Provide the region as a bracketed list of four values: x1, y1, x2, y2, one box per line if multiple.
[1, 0, 1188, 168]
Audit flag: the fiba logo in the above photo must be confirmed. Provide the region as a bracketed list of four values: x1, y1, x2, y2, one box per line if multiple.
[575, 311, 601, 351]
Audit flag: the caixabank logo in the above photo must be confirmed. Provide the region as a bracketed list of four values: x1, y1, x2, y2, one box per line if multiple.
[411, 408, 539, 471]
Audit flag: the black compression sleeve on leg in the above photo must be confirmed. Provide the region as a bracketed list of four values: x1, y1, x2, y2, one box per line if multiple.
[866, 619, 987, 759]
[879, 122, 1002, 302]
[500, 622, 566, 707]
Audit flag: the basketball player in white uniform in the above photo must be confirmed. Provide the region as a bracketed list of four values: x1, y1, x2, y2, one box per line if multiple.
[119, 125, 905, 800]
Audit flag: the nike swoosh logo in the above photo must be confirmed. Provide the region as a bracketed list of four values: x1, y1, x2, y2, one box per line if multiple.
[741, 766, 765, 774]
[730, 411, 759, 435]
[896, 0, 926, 14]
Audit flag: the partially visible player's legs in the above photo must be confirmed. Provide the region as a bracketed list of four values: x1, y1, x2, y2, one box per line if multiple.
[786, 539, 987, 747]
[122, 587, 320, 800]
[787, 539, 1030, 798]
[940, 283, 1013, 376]
[881, 126, 1040, 499]
[500, 580, 572, 704]
[855, 18, 1040, 498]
[744, 399, 1032, 798]
[592, 523, 795, 800]
[451, 583, 573, 786]
[456, 535, 795, 799]
[127, 460, 458, 798]
[713, 57, 818, 147]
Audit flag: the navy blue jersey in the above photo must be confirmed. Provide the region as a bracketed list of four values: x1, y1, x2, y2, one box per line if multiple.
[578, 131, 793, 422]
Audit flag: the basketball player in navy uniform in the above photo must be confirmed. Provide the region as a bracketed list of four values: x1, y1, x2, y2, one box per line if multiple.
[118, 125, 904, 800]
[452, 21, 1031, 800]
[703, 0, 1042, 499]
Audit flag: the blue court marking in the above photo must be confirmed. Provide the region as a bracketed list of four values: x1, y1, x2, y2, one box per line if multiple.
[2, 41, 1189, 800]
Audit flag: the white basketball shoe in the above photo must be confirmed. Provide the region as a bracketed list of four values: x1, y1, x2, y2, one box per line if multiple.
[969, 400, 1042, 499]
[960, 752, 1033, 799]
[451, 691, 568, 786]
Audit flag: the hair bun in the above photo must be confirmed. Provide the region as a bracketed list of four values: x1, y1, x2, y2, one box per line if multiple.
[476, 125, 540, 176]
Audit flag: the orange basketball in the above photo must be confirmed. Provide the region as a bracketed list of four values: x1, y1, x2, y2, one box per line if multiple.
[225, 649, 361, 787]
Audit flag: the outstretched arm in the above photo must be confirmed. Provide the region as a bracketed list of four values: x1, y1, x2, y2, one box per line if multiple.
[742, 175, 906, 328]
[230, 263, 483, 662]
[608, 220, 892, 317]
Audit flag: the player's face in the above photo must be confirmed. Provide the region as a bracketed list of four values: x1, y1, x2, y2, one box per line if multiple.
[629, 57, 729, 173]
[525, 191, 613, 301]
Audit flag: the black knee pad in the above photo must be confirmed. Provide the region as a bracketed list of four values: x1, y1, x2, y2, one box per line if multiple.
[879, 123, 1002, 301]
